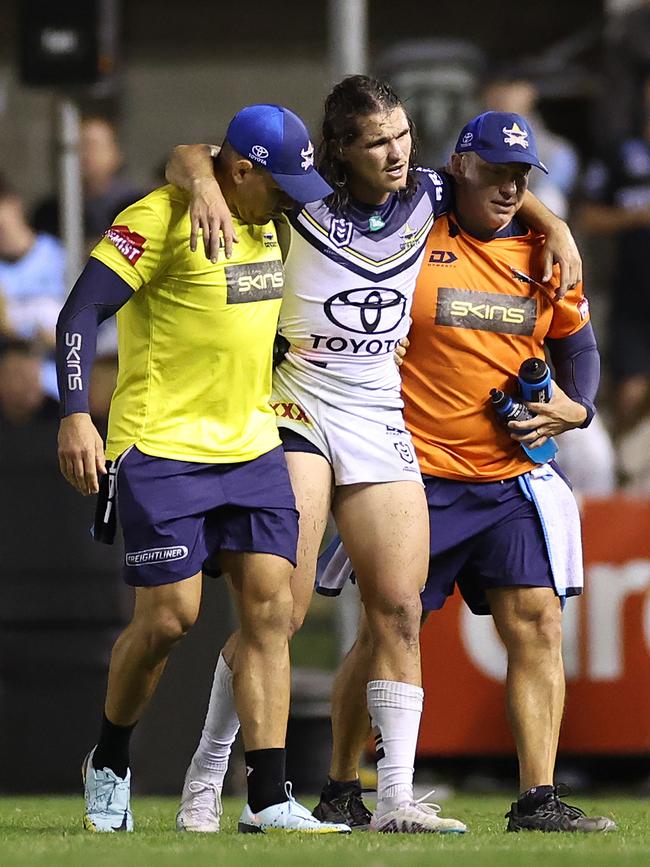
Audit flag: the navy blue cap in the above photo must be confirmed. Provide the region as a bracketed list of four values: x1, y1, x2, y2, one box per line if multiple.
[455, 111, 548, 173]
[225, 104, 333, 204]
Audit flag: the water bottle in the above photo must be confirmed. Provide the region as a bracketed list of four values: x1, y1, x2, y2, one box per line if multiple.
[518, 357, 552, 403]
[489, 388, 558, 464]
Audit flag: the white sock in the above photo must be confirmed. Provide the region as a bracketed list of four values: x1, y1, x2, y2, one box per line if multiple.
[367, 679, 424, 814]
[189, 653, 240, 787]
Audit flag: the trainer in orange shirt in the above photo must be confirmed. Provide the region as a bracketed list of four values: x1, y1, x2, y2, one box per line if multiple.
[402, 112, 613, 832]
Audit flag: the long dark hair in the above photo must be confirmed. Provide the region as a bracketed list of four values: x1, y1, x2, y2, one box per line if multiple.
[317, 74, 420, 213]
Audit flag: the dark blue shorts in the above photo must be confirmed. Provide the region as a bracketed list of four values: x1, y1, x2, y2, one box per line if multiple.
[279, 426, 326, 458]
[113, 445, 298, 587]
[421, 474, 554, 616]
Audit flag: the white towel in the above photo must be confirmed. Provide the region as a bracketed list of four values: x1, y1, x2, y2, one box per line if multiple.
[517, 463, 584, 597]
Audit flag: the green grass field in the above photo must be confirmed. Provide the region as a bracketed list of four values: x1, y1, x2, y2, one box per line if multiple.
[1, 794, 648, 867]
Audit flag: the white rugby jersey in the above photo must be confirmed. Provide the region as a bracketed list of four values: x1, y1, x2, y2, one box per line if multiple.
[277, 169, 451, 405]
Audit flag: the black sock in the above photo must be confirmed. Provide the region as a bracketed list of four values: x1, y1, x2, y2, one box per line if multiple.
[92, 713, 136, 779]
[517, 785, 555, 815]
[245, 748, 286, 813]
[323, 777, 361, 797]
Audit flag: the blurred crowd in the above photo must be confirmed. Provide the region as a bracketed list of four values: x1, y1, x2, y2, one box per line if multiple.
[2, 34, 650, 498]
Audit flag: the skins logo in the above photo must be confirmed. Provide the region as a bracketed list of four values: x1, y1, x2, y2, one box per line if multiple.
[104, 225, 146, 264]
[65, 332, 83, 390]
[324, 287, 407, 335]
[225, 260, 284, 303]
[435, 287, 537, 335]
[429, 250, 457, 265]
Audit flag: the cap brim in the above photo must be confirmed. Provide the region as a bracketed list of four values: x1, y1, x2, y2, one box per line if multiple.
[475, 148, 548, 174]
[271, 169, 334, 204]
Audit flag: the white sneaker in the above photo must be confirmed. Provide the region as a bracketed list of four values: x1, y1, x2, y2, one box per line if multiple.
[238, 782, 351, 834]
[371, 790, 467, 834]
[176, 767, 222, 832]
[82, 747, 133, 833]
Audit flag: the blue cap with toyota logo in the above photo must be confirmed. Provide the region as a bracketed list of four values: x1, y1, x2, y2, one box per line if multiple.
[455, 111, 548, 173]
[225, 104, 333, 203]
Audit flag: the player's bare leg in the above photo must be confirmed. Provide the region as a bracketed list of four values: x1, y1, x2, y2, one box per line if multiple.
[329, 615, 373, 783]
[284, 451, 335, 636]
[333, 481, 466, 834]
[223, 551, 293, 750]
[488, 587, 564, 791]
[312, 611, 374, 829]
[489, 586, 615, 832]
[84, 573, 203, 832]
[333, 481, 426, 683]
[105, 573, 203, 726]
[211, 548, 347, 835]
[178, 451, 336, 831]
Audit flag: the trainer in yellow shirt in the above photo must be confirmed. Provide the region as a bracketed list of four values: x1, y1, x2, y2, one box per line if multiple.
[54, 105, 345, 837]
[91, 186, 285, 463]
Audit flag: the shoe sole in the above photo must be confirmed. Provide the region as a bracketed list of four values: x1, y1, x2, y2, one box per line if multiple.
[176, 820, 220, 833]
[373, 820, 467, 834]
[238, 822, 350, 834]
[312, 813, 371, 832]
[508, 823, 617, 833]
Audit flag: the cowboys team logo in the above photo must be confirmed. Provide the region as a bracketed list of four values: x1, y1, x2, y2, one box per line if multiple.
[329, 217, 354, 248]
[324, 288, 407, 334]
[301, 141, 314, 171]
[399, 222, 417, 250]
[502, 122, 529, 149]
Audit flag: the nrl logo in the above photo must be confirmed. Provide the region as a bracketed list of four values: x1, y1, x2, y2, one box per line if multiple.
[502, 122, 529, 149]
[301, 141, 314, 171]
[329, 217, 353, 248]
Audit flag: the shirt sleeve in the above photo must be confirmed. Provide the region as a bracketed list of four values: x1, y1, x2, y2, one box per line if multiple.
[546, 322, 600, 427]
[546, 277, 591, 340]
[89, 197, 171, 291]
[416, 167, 453, 218]
[56, 259, 134, 417]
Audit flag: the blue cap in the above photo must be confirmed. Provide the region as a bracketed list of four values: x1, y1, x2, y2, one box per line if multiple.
[225, 104, 333, 204]
[455, 111, 548, 173]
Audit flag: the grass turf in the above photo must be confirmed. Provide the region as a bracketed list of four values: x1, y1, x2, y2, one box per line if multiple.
[1, 794, 647, 867]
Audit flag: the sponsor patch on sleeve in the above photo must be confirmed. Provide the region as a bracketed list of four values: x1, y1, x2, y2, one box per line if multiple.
[103, 225, 147, 265]
[577, 297, 590, 320]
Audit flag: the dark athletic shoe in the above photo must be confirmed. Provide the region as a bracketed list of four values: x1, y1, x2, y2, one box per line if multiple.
[506, 787, 617, 832]
[312, 781, 373, 831]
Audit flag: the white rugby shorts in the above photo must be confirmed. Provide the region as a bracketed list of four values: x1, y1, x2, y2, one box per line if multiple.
[271, 362, 422, 486]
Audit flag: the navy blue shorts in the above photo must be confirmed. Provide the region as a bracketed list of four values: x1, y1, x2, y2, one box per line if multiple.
[421, 474, 554, 616]
[113, 445, 298, 587]
[279, 426, 326, 458]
